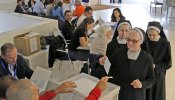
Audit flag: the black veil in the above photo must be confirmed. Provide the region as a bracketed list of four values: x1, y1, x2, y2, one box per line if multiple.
[146, 21, 167, 40]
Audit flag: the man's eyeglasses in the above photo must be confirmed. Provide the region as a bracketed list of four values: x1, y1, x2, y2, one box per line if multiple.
[126, 38, 140, 43]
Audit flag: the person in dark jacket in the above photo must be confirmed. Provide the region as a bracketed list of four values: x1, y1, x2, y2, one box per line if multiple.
[15, 0, 27, 14]
[111, 8, 125, 22]
[28, 0, 36, 8]
[0, 43, 33, 79]
[48, 35, 66, 68]
[69, 17, 94, 61]
[146, 21, 172, 100]
[61, 10, 75, 40]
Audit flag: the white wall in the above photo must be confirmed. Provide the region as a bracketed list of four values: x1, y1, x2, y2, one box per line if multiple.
[88, 0, 98, 5]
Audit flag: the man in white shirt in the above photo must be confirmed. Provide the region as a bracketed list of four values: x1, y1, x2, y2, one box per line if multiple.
[33, 0, 46, 16]
[77, 6, 93, 26]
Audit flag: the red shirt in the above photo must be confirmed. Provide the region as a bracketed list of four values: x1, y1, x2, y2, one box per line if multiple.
[85, 87, 102, 100]
[73, 5, 85, 18]
[39, 90, 56, 100]
[39, 87, 101, 100]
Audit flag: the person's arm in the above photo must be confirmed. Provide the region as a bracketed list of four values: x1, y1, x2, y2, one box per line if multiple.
[154, 42, 172, 74]
[85, 76, 109, 100]
[19, 55, 33, 79]
[73, 7, 78, 16]
[79, 36, 88, 46]
[40, 3, 46, 14]
[39, 81, 77, 100]
[39, 90, 57, 100]
[60, 7, 64, 20]
[85, 87, 101, 100]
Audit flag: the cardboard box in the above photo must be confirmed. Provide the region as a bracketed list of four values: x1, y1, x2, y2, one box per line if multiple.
[14, 32, 41, 56]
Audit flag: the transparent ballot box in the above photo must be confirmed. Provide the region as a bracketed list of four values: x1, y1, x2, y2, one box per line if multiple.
[59, 73, 120, 100]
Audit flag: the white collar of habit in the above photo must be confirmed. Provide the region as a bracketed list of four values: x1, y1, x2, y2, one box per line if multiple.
[117, 36, 127, 44]
[127, 48, 141, 60]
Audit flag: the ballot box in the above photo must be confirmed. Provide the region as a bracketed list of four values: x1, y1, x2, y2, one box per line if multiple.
[59, 73, 120, 100]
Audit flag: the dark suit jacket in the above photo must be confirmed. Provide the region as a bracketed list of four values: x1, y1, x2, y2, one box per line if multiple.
[14, 5, 25, 14]
[61, 20, 75, 40]
[0, 55, 33, 79]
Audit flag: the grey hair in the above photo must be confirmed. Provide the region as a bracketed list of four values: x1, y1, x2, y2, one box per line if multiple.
[1, 43, 16, 55]
[6, 79, 35, 100]
[96, 25, 112, 38]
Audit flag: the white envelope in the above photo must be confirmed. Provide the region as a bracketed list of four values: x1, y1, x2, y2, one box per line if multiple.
[104, 57, 111, 74]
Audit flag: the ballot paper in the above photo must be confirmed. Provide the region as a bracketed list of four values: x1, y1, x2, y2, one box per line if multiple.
[102, 22, 118, 27]
[99, 17, 105, 26]
[30, 66, 52, 93]
[74, 78, 97, 97]
[104, 57, 111, 74]
[99, 17, 117, 27]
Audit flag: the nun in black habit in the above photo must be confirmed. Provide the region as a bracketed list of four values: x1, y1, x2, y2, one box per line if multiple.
[146, 21, 172, 100]
[108, 27, 155, 100]
[106, 20, 132, 58]
[106, 20, 150, 58]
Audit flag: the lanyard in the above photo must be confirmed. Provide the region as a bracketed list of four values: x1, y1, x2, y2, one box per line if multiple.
[0, 60, 17, 78]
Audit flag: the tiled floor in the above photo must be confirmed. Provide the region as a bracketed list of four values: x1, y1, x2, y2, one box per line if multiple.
[93, 1, 175, 100]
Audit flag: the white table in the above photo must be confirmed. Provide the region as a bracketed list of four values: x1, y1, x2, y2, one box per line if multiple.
[0, 11, 58, 47]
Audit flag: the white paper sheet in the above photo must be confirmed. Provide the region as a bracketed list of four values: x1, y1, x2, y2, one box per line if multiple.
[104, 57, 111, 74]
[99, 17, 105, 26]
[30, 37, 38, 52]
[73, 78, 97, 97]
[102, 22, 117, 27]
[30, 66, 52, 93]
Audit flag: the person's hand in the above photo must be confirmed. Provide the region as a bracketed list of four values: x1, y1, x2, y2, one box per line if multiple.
[99, 56, 107, 65]
[95, 20, 99, 25]
[54, 81, 77, 94]
[95, 76, 109, 92]
[131, 79, 142, 88]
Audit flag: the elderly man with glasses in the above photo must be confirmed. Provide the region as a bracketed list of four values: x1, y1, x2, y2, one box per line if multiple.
[0, 43, 33, 79]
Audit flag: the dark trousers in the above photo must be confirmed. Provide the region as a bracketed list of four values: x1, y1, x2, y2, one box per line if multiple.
[110, 0, 115, 3]
[68, 50, 89, 61]
[118, 0, 122, 3]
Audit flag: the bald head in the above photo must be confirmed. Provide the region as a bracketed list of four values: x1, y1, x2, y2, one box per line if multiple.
[6, 79, 39, 100]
